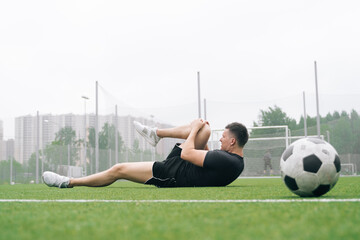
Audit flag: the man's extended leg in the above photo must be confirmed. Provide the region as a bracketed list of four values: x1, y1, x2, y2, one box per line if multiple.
[43, 162, 154, 188]
[69, 162, 154, 187]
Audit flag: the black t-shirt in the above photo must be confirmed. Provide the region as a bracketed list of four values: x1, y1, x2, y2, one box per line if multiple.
[174, 150, 244, 187]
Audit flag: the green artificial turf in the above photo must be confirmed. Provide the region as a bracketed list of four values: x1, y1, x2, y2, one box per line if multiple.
[0, 177, 359, 240]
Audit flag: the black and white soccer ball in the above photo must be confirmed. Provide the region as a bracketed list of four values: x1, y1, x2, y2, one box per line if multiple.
[280, 138, 341, 197]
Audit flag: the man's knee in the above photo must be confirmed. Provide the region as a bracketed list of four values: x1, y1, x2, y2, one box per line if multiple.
[109, 162, 153, 183]
[194, 123, 211, 149]
[109, 163, 127, 178]
[200, 123, 211, 138]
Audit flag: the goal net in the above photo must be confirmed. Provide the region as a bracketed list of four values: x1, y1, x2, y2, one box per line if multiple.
[210, 126, 289, 177]
[340, 163, 357, 176]
[209, 127, 332, 177]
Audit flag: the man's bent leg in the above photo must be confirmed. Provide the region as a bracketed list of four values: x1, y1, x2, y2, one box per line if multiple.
[194, 123, 211, 150]
[156, 124, 192, 139]
[68, 162, 154, 187]
[157, 120, 211, 150]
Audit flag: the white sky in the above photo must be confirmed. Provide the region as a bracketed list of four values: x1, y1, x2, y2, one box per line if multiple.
[1, 0, 360, 139]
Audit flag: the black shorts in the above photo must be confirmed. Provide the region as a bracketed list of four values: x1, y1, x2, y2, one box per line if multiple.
[145, 144, 183, 188]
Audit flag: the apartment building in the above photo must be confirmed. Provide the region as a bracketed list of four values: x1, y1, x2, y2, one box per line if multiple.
[14, 114, 177, 164]
[0, 120, 3, 160]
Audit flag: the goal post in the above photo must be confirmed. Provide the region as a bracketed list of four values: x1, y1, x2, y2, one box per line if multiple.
[340, 163, 356, 176]
[209, 126, 324, 177]
[209, 126, 289, 177]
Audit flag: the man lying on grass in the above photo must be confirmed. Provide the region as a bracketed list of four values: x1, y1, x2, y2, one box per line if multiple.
[42, 118, 248, 188]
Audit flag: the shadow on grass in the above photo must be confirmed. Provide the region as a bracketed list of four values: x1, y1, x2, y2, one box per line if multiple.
[277, 194, 340, 199]
[107, 186, 156, 189]
[225, 185, 254, 188]
[107, 185, 250, 190]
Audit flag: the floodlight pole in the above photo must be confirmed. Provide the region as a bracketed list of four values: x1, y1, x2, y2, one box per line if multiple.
[115, 105, 118, 164]
[314, 61, 321, 138]
[303, 91, 308, 137]
[36, 111, 39, 184]
[204, 98, 207, 120]
[82, 96, 89, 176]
[150, 114, 155, 161]
[95, 81, 99, 173]
[41, 151, 44, 182]
[285, 125, 289, 148]
[67, 143, 71, 177]
[10, 156, 13, 185]
[197, 72, 201, 118]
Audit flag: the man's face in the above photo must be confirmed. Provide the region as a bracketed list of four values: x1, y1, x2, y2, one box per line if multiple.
[220, 129, 234, 151]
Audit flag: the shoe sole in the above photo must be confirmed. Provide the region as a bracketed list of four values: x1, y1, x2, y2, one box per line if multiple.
[134, 123, 157, 147]
[136, 128, 156, 147]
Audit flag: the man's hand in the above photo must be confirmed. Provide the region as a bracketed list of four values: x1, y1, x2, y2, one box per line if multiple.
[180, 118, 209, 167]
[190, 118, 208, 132]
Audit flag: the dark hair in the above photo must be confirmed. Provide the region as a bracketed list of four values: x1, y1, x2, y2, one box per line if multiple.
[225, 122, 249, 148]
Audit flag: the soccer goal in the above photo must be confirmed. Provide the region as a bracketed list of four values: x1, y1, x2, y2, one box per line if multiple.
[209, 126, 289, 177]
[210, 126, 324, 177]
[340, 163, 357, 176]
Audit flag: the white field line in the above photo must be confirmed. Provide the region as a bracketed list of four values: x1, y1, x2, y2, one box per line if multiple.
[0, 199, 360, 203]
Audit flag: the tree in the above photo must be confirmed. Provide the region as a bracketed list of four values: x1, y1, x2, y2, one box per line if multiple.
[252, 106, 360, 155]
[350, 109, 359, 120]
[340, 111, 349, 119]
[252, 105, 296, 136]
[350, 109, 360, 154]
[333, 111, 340, 119]
[332, 117, 353, 154]
[44, 127, 79, 169]
[99, 123, 124, 170]
[325, 113, 334, 122]
[0, 159, 24, 184]
[99, 123, 124, 151]
[44, 143, 67, 170]
[306, 116, 317, 128]
[128, 139, 141, 162]
[55, 126, 77, 145]
[87, 123, 125, 172]
[26, 150, 50, 182]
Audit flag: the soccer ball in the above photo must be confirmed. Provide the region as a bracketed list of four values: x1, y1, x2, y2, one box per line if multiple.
[280, 138, 341, 197]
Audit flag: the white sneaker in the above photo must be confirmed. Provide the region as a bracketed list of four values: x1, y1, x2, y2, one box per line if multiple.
[133, 121, 161, 147]
[42, 171, 71, 188]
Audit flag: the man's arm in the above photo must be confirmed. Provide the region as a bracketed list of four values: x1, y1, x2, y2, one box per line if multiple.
[180, 119, 208, 167]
